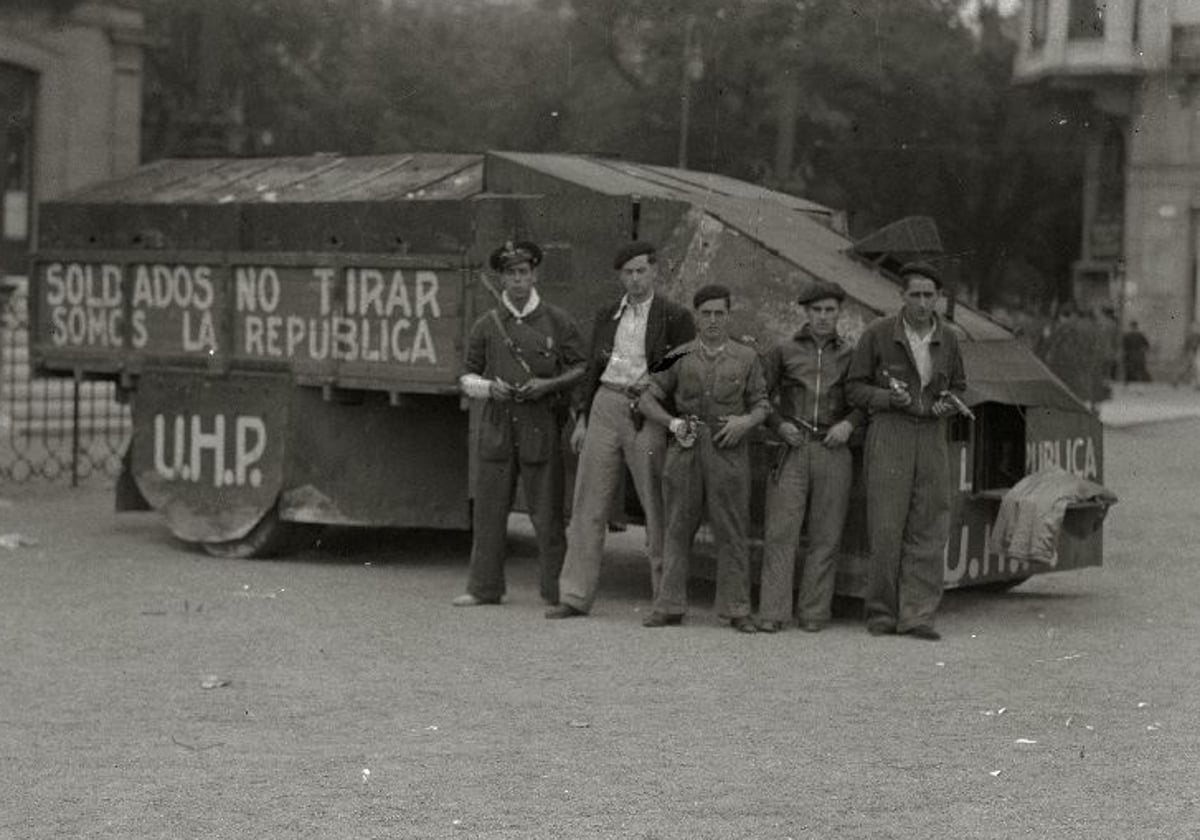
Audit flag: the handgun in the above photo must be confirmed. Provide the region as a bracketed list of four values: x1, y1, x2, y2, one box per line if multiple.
[938, 390, 976, 421]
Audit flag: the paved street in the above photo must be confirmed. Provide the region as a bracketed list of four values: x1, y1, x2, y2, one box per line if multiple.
[0, 413, 1197, 839]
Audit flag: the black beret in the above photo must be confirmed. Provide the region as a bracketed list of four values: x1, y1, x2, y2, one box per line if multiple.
[489, 240, 543, 271]
[613, 241, 658, 270]
[897, 260, 942, 289]
[692, 283, 732, 309]
[797, 281, 846, 306]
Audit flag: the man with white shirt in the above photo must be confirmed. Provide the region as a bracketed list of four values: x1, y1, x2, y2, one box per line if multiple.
[454, 241, 585, 608]
[846, 262, 967, 640]
[546, 242, 695, 619]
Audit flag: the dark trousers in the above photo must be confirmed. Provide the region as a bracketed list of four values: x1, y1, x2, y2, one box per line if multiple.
[759, 439, 852, 624]
[466, 440, 565, 604]
[654, 430, 752, 618]
[863, 413, 950, 632]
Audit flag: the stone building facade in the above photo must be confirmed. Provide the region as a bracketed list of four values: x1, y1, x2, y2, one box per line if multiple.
[1015, 0, 1200, 368]
[0, 0, 144, 279]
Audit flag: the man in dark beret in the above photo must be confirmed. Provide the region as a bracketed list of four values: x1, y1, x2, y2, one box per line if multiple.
[637, 284, 771, 632]
[546, 241, 695, 619]
[454, 240, 586, 607]
[756, 280, 864, 633]
[846, 261, 967, 640]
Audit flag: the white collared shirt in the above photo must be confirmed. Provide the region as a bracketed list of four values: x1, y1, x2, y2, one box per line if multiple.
[502, 287, 541, 320]
[903, 318, 935, 388]
[600, 294, 653, 387]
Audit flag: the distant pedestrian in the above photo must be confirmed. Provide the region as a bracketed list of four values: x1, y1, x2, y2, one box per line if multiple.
[1173, 322, 1200, 389]
[453, 241, 586, 607]
[638, 284, 771, 632]
[756, 281, 863, 634]
[1096, 305, 1120, 384]
[846, 262, 967, 641]
[547, 241, 695, 620]
[1122, 320, 1152, 383]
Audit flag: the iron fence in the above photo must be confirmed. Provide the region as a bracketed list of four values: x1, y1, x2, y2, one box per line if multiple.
[0, 280, 130, 484]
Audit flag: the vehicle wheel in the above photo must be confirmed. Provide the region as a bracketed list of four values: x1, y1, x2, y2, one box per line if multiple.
[202, 506, 322, 559]
[971, 576, 1031, 593]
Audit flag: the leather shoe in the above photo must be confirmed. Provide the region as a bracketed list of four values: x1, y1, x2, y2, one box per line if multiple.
[867, 622, 896, 636]
[642, 611, 683, 628]
[907, 625, 941, 641]
[545, 603, 586, 620]
[730, 616, 758, 634]
[756, 620, 783, 634]
[451, 593, 501, 607]
[799, 620, 824, 633]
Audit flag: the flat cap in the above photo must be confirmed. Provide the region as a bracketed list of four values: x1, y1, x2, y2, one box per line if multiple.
[897, 260, 942, 288]
[797, 281, 846, 306]
[489, 240, 543, 272]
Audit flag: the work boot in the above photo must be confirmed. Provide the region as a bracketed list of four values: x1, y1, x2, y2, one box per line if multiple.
[730, 616, 758, 634]
[545, 603, 586, 620]
[451, 593, 501, 607]
[642, 611, 683, 628]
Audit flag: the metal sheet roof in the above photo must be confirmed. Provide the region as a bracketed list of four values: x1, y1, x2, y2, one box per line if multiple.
[695, 194, 1011, 341]
[62, 154, 484, 204]
[55, 149, 1014, 343]
[490, 151, 835, 217]
[960, 340, 1090, 412]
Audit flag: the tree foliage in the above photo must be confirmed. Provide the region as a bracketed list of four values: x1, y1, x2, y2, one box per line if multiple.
[141, 0, 1084, 308]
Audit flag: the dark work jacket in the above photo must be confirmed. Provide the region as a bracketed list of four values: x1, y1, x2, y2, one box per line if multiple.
[463, 301, 585, 462]
[846, 313, 966, 419]
[574, 294, 695, 415]
[762, 325, 865, 433]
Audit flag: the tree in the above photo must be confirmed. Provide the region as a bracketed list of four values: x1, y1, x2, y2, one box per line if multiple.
[141, 0, 1082, 308]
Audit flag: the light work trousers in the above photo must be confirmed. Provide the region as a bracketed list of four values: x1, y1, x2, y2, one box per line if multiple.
[863, 413, 951, 632]
[759, 439, 852, 624]
[559, 387, 666, 613]
[654, 429, 752, 619]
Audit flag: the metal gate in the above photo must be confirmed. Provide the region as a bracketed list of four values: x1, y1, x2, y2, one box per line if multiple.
[0, 279, 130, 483]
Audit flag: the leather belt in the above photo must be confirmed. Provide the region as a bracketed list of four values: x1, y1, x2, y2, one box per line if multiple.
[600, 381, 645, 399]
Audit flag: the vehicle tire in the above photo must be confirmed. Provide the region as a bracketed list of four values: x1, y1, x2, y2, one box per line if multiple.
[202, 506, 322, 559]
[970, 576, 1031, 593]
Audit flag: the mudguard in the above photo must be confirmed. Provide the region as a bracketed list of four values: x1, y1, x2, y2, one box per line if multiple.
[131, 370, 289, 542]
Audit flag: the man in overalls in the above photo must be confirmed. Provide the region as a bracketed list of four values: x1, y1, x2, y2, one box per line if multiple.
[757, 281, 863, 633]
[454, 241, 586, 607]
[637, 284, 771, 632]
[846, 262, 966, 640]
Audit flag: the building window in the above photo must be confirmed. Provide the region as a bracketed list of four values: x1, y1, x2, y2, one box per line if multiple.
[1029, 0, 1049, 48]
[0, 63, 35, 276]
[1068, 0, 1106, 40]
[1131, 0, 1141, 44]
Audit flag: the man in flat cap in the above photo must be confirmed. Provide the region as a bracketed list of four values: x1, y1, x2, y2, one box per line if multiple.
[637, 284, 771, 632]
[846, 262, 967, 640]
[454, 240, 586, 607]
[756, 281, 864, 633]
[546, 241, 695, 619]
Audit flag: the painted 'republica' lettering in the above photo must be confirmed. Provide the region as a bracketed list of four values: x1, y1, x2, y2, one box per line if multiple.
[1025, 437, 1099, 480]
[234, 266, 445, 364]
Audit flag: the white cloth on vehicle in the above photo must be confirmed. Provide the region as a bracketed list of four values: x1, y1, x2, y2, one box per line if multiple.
[989, 466, 1117, 568]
